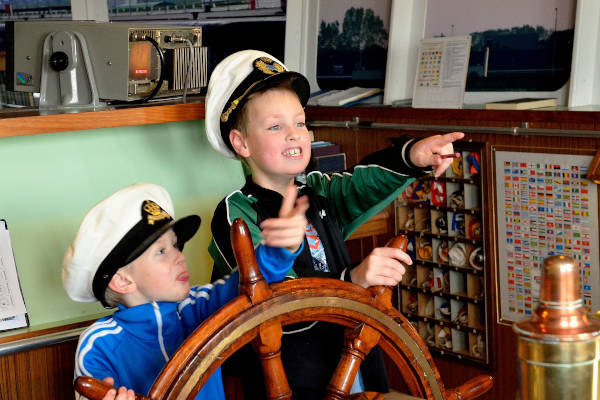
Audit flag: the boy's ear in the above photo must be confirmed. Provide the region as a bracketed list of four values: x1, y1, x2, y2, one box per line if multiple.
[107, 270, 136, 295]
[229, 129, 250, 158]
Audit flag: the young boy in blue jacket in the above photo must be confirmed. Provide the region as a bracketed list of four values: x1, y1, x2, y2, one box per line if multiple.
[62, 182, 308, 399]
[204, 50, 463, 398]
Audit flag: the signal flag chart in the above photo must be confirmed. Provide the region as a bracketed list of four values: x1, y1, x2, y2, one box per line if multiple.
[494, 151, 599, 323]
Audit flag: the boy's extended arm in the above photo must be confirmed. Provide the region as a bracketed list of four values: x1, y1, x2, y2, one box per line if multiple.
[359, 132, 464, 176]
[348, 133, 464, 288]
[307, 142, 421, 240]
[182, 246, 303, 326]
[307, 133, 462, 239]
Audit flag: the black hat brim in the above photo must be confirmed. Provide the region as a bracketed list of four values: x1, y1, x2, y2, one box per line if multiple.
[251, 71, 310, 107]
[125, 214, 201, 264]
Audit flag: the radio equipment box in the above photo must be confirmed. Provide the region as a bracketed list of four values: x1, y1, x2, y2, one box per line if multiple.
[6, 21, 208, 102]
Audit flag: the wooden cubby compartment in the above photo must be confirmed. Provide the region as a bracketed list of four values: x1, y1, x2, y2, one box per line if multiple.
[395, 144, 489, 365]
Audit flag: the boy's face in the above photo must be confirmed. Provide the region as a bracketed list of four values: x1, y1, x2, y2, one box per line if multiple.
[128, 229, 190, 305]
[233, 88, 311, 191]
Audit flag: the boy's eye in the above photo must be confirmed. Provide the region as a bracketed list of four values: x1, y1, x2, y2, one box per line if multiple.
[268, 125, 280, 131]
[296, 122, 306, 128]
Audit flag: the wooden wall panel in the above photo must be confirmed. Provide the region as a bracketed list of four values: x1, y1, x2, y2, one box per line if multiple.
[0, 340, 77, 400]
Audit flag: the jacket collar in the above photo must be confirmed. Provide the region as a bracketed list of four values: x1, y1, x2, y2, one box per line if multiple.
[242, 176, 305, 203]
[242, 176, 282, 200]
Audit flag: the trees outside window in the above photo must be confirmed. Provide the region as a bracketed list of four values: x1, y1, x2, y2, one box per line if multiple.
[317, 4, 390, 90]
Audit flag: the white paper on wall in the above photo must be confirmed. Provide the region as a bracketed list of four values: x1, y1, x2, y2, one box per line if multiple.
[0, 219, 28, 331]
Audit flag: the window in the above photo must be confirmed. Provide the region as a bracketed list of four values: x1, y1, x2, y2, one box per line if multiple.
[316, 0, 390, 90]
[106, 0, 285, 17]
[425, 0, 576, 92]
[0, 0, 71, 19]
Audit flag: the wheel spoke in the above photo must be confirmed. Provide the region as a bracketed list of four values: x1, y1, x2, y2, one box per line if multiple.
[324, 323, 381, 400]
[252, 320, 292, 400]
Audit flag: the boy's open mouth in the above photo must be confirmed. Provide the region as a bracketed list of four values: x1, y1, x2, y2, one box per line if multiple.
[283, 148, 302, 157]
[176, 272, 190, 282]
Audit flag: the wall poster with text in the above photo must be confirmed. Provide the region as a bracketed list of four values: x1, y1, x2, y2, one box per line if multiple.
[495, 150, 599, 323]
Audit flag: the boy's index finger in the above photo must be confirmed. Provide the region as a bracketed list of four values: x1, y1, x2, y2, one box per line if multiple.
[279, 185, 298, 218]
[293, 195, 310, 216]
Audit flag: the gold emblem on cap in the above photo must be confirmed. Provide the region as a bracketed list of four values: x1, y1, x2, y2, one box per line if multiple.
[143, 200, 171, 225]
[255, 57, 284, 75]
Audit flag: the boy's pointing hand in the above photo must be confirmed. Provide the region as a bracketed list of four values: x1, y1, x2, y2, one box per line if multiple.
[409, 131, 465, 177]
[259, 185, 309, 253]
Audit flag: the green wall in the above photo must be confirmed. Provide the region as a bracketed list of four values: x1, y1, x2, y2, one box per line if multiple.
[0, 119, 244, 329]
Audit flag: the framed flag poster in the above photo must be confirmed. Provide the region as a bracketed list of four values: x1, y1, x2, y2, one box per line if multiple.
[493, 148, 600, 323]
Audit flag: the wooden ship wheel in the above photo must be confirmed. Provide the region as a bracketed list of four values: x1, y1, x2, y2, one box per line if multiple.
[76, 218, 493, 400]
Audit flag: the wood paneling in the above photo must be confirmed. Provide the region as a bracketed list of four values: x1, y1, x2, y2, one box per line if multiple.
[0, 340, 78, 400]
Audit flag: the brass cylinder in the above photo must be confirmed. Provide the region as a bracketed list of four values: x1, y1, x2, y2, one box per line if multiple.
[513, 255, 600, 400]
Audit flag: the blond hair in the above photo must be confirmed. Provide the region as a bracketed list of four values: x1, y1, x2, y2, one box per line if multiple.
[103, 286, 123, 308]
[102, 263, 132, 308]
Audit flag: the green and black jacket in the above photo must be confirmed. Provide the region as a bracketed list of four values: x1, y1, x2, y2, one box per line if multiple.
[208, 137, 432, 397]
[209, 137, 431, 281]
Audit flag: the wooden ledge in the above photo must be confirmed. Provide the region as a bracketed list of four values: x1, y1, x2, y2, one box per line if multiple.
[0, 314, 107, 345]
[0, 99, 205, 138]
[347, 207, 392, 241]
